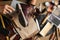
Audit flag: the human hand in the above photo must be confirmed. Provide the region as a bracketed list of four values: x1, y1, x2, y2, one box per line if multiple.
[3, 5, 15, 14]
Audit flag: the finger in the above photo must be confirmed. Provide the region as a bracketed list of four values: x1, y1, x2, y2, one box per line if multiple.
[6, 7, 13, 13]
[3, 9, 9, 14]
[5, 5, 13, 13]
[6, 5, 15, 11]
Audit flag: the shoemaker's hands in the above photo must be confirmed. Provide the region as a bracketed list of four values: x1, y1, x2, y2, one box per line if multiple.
[3, 5, 15, 14]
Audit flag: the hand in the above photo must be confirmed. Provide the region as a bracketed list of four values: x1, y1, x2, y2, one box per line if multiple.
[47, 7, 52, 13]
[3, 5, 15, 14]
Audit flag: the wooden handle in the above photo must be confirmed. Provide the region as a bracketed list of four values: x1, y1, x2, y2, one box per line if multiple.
[40, 22, 53, 37]
[0, 15, 6, 29]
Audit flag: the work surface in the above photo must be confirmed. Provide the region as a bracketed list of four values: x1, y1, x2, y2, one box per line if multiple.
[0, 1, 60, 40]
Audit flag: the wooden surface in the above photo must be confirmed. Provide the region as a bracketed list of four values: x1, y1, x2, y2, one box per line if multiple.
[0, 1, 60, 40]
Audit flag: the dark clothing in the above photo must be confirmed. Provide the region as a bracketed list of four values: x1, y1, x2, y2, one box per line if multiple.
[20, 3, 35, 16]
